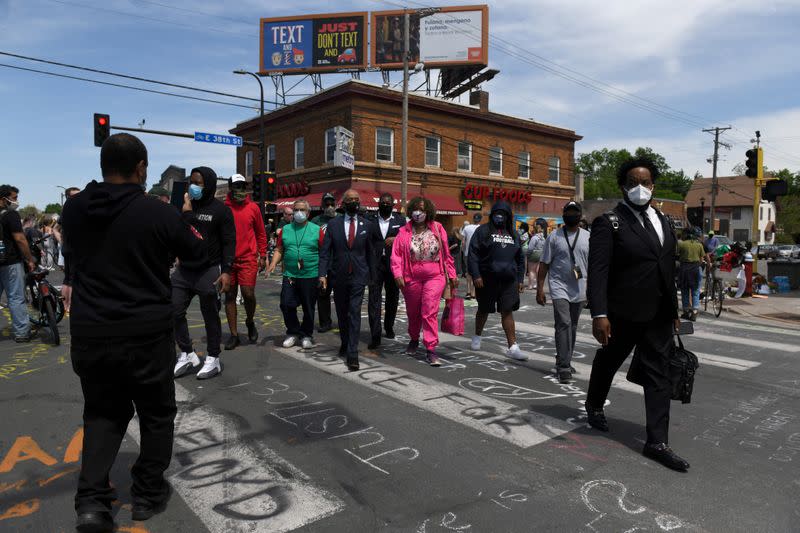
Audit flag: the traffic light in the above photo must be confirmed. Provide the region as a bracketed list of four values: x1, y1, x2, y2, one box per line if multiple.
[762, 179, 788, 202]
[265, 172, 276, 202]
[252, 173, 264, 203]
[745, 147, 763, 180]
[93, 113, 110, 147]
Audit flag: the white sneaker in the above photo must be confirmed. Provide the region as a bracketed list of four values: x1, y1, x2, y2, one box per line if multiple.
[471, 335, 482, 351]
[174, 351, 200, 378]
[505, 343, 527, 361]
[301, 337, 314, 349]
[282, 336, 298, 348]
[196, 356, 221, 380]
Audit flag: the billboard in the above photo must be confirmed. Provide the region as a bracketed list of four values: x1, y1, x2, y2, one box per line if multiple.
[259, 12, 368, 74]
[371, 5, 488, 69]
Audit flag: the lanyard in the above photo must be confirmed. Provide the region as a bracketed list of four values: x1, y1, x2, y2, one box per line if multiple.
[563, 227, 579, 266]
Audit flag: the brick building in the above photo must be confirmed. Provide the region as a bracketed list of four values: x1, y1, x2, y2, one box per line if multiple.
[230, 79, 582, 229]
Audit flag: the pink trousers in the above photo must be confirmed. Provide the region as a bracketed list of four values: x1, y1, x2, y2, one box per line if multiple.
[402, 261, 446, 351]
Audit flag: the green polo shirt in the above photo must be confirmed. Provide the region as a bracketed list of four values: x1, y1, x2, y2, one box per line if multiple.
[677, 239, 706, 263]
[281, 221, 321, 278]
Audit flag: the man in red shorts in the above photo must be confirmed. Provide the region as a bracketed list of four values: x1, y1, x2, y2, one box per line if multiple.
[224, 174, 267, 350]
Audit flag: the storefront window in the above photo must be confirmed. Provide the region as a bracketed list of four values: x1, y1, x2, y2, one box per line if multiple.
[518, 151, 530, 179]
[294, 138, 304, 169]
[376, 127, 394, 162]
[268, 145, 276, 172]
[325, 129, 335, 163]
[245, 151, 253, 179]
[458, 141, 472, 172]
[548, 156, 560, 182]
[489, 146, 503, 175]
[425, 136, 440, 167]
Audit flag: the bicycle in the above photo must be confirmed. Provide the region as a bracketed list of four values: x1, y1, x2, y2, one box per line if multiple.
[25, 237, 64, 345]
[701, 262, 725, 317]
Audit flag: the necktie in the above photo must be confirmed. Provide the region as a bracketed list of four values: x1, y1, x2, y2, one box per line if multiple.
[348, 217, 355, 248]
[641, 211, 661, 248]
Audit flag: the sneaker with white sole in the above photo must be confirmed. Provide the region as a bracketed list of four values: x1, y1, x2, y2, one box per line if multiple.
[301, 337, 314, 349]
[196, 356, 221, 380]
[282, 336, 298, 348]
[505, 343, 527, 361]
[471, 335, 482, 351]
[174, 351, 200, 378]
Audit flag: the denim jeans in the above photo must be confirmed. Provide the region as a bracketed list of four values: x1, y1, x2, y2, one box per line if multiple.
[0, 262, 30, 338]
[680, 266, 703, 311]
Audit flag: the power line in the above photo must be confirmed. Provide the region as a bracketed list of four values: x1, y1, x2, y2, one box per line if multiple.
[0, 63, 258, 110]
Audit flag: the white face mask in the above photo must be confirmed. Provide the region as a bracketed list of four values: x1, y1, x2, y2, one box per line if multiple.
[625, 185, 652, 206]
[4, 198, 18, 211]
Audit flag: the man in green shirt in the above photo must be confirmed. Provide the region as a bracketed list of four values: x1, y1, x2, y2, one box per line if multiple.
[267, 199, 324, 349]
[677, 228, 708, 321]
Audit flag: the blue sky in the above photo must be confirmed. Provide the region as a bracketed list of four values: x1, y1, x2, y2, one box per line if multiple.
[2, 0, 800, 209]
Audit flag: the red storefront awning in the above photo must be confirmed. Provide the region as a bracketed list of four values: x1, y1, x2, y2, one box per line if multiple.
[419, 194, 466, 216]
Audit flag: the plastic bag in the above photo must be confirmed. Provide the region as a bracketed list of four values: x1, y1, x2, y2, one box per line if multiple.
[441, 292, 465, 336]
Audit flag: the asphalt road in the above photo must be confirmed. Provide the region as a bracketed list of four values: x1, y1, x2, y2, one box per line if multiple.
[1, 275, 799, 533]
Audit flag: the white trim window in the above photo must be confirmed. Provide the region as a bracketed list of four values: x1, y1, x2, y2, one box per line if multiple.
[267, 145, 276, 173]
[376, 127, 394, 162]
[518, 151, 530, 179]
[294, 137, 304, 169]
[489, 146, 503, 175]
[325, 129, 336, 163]
[548, 156, 560, 182]
[425, 136, 441, 167]
[457, 141, 472, 172]
[245, 151, 254, 179]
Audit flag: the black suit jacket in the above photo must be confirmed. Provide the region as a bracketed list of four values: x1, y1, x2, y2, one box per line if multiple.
[587, 202, 679, 322]
[319, 214, 374, 287]
[368, 212, 406, 274]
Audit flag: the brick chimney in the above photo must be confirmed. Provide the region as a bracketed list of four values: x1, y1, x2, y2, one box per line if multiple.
[470, 90, 489, 113]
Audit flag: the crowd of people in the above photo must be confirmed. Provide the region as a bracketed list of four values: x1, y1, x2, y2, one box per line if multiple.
[39, 134, 700, 532]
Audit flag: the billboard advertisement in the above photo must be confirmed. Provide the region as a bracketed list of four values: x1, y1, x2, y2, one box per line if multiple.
[371, 5, 488, 69]
[260, 12, 368, 74]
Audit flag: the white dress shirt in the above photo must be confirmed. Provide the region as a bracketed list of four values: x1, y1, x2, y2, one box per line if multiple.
[621, 202, 664, 246]
[378, 215, 391, 239]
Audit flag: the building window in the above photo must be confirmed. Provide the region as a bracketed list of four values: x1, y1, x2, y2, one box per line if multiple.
[425, 136, 440, 167]
[267, 145, 276, 172]
[768, 207, 772, 220]
[245, 151, 254, 179]
[518, 151, 530, 179]
[733, 229, 749, 242]
[548, 156, 560, 182]
[325, 129, 335, 163]
[489, 146, 503, 175]
[458, 141, 472, 172]
[760, 207, 764, 220]
[376, 127, 394, 162]
[732, 207, 741, 220]
[294, 137, 304, 169]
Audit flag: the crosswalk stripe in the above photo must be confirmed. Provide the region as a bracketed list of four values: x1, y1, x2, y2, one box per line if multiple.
[688, 330, 799, 353]
[126, 383, 344, 533]
[514, 322, 760, 370]
[275, 346, 575, 449]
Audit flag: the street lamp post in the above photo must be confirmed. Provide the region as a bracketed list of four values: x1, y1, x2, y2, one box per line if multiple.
[234, 70, 265, 198]
[700, 197, 706, 232]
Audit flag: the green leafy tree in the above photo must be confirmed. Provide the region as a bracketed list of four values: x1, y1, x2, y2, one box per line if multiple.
[44, 203, 62, 215]
[770, 168, 800, 243]
[19, 205, 39, 220]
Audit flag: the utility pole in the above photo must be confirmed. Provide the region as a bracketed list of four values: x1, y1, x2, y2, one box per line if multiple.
[401, 10, 410, 207]
[702, 126, 732, 234]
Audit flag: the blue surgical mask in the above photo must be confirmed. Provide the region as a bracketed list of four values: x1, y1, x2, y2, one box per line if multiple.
[189, 184, 204, 200]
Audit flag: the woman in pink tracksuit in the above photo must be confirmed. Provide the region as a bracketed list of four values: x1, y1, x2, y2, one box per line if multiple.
[391, 197, 458, 366]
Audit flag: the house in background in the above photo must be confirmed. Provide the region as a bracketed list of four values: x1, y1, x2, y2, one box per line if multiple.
[685, 175, 776, 244]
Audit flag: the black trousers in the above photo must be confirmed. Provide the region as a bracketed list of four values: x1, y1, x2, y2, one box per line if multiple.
[333, 278, 366, 359]
[586, 315, 673, 444]
[280, 276, 318, 338]
[368, 266, 400, 341]
[317, 282, 333, 330]
[172, 265, 222, 357]
[71, 330, 176, 512]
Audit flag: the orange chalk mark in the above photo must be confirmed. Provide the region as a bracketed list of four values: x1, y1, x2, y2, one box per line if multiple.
[0, 498, 40, 521]
[0, 436, 57, 473]
[118, 525, 151, 533]
[63, 427, 84, 463]
[37, 466, 79, 487]
[0, 479, 27, 494]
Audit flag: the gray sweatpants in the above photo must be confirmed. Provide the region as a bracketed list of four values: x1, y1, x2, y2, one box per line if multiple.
[553, 299, 584, 371]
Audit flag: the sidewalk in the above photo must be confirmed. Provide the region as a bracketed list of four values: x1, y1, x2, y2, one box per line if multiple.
[724, 291, 800, 323]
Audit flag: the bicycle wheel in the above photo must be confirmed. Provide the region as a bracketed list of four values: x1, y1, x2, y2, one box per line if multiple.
[702, 274, 711, 311]
[712, 280, 724, 317]
[43, 298, 60, 346]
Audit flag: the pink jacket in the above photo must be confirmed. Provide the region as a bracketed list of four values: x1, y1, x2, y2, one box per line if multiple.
[391, 220, 457, 282]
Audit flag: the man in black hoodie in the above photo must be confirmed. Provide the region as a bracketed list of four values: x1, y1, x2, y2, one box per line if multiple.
[171, 167, 236, 381]
[61, 133, 206, 532]
[468, 200, 527, 362]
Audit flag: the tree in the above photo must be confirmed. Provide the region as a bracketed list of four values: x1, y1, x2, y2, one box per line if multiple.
[19, 205, 39, 220]
[771, 168, 800, 244]
[44, 203, 62, 215]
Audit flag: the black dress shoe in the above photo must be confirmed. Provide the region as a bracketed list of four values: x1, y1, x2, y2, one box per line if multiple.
[584, 402, 609, 432]
[246, 320, 258, 343]
[317, 324, 332, 333]
[224, 335, 240, 350]
[367, 337, 381, 350]
[558, 370, 572, 384]
[346, 357, 360, 371]
[384, 328, 395, 339]
[76, 511, 114, 533]
[643, 442, 690, 472]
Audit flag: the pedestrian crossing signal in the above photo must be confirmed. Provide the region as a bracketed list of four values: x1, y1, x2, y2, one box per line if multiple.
[93, 113, 110, 147]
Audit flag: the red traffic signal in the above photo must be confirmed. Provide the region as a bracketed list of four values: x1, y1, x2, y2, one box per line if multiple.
[93, 113, 110, 147]
[267, 176, 275, 184]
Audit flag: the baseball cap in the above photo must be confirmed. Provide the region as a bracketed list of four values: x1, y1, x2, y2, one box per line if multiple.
[322, 192, 336, 203]
[563, 201, 582, 213]
[230, 174, 246, 184]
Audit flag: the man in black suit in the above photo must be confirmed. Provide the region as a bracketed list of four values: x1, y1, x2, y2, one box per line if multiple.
[367, 192, 406, 349]
[585, 156, 688, 472]
[319, 189, 374, 370]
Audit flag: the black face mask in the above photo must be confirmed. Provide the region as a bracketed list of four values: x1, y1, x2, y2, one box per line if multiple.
[563, 214, 581, 227]
[344, 201, 359, 215]
[378, 204, 392, 217]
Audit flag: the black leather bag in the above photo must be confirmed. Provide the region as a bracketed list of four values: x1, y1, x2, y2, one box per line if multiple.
[670, 335, 699, 404]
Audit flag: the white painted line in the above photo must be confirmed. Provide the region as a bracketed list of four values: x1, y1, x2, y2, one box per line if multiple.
[689, 330, 799, 353]
[275, 347, 575, 449]
[697, 318, 800, 337]
[126, 382, 344, 533]
[514, 322, 760, 371]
